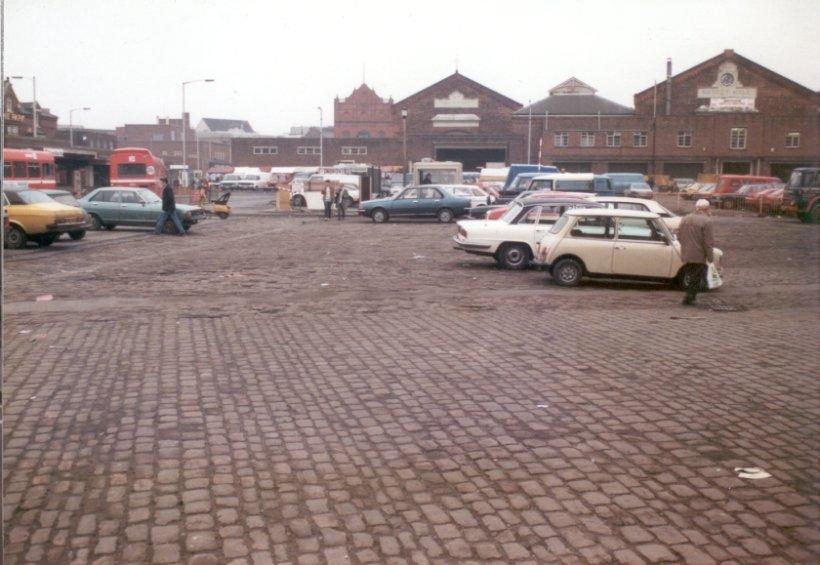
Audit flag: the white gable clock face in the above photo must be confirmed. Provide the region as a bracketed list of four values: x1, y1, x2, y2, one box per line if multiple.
[720, 72, 735, 87]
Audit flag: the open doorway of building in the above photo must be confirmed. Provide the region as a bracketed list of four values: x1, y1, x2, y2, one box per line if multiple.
[435, 147, 506, 172]
[722, 161, 752, 175]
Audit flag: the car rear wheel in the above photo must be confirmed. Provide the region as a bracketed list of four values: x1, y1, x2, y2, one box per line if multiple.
[89, 214, 103, 230]
[292, 195, 306, 208]
[103, 224, 116, 231]
[69, 230, 86, 241]
[217, 212, 229, 219]
[372, 208, 389, 223]
[552, 258, 583, 287]
[497, 243, 531, 270]
[437, 208, 454, 223]
[5, 226, 27, 249]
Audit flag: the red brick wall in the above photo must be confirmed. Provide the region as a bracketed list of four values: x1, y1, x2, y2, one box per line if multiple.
[232, 137, 404, 168]
[333, 85, 398, 139]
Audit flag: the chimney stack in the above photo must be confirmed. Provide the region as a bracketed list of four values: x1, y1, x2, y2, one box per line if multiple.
[665, 58, 672, 116]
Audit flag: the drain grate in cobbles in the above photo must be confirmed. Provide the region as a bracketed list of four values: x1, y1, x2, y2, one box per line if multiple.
[708, 300, 748, 312]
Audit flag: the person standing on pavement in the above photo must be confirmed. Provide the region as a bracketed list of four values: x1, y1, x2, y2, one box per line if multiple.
[336, 185, 349, 221]
[677, 198, 715, 305]
[322, 181, 333, 221]
[154, 177, 186, 235]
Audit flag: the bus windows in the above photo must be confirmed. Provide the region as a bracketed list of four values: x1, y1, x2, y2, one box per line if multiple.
[118, 163, 147, 177]
[42, 163, 53, 177]
[14, 162, 26, 178]
[27, 163, 41, 179]
[3, 162, 11, 178]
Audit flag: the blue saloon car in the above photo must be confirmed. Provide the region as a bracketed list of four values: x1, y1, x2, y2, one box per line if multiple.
[359, 185, 472, 223]
[78, 187, 207, 232]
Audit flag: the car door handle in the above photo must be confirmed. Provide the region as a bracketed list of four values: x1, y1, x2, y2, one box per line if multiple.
[615, 244, 627, 250]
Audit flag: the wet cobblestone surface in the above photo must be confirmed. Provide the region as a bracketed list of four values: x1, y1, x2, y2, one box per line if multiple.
[4, 197, 819, 563]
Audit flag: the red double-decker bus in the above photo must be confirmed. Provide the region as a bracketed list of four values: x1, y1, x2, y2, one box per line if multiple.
[3, 148, 57, 189]
[109, 147, 166, 195]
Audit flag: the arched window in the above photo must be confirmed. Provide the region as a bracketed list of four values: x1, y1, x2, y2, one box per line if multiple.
[357, 131, 371, 139]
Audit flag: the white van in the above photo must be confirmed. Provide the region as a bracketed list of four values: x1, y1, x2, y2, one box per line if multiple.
[528, 173, 615, 195]
[291, 173, 361, 209]
[238, 172, 275, 191]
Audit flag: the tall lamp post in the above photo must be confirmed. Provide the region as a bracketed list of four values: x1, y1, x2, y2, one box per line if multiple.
[69, 107, 91, 147]
[401, 109, 408, 174]
[181, 79, 214, 175]
[11, 75, 37, 137]
[317, 106, 324, 169]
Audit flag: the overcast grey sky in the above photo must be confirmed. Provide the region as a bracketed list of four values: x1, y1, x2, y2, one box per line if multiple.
[6, 0, 820, 135]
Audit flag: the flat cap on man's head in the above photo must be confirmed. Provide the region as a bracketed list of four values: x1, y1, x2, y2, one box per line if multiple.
[695, 199, 710, 209]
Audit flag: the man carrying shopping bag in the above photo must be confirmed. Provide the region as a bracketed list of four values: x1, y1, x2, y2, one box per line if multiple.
[678, 198, 716, 305]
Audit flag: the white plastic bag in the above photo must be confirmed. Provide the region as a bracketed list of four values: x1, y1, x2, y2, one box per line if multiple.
[706, 262, 723, 290]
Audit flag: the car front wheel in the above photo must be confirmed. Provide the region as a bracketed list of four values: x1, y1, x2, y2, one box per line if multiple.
[372, 208, 389, 223]
[5, 226, 27, 249]
[89, 214, 103, 230]
[552, 258, 584, 287]
[497, 243, 531, 270]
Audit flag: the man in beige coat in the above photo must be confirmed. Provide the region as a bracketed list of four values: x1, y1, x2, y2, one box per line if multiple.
[677, 198, 715, 305]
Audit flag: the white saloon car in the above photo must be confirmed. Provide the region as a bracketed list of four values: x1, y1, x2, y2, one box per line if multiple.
[590, 196, 681, 232]
[534, 208, 722, 287]
[453, 197, 602, 269]
[444, 184, 494, 207]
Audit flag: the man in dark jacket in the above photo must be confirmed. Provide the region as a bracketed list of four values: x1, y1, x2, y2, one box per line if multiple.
[677, 198, 715, 305]
[154, 177, 186, 235]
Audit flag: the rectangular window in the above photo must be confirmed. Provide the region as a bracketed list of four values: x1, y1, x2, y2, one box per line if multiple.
[3, 162, 11, 178]
[252, 146, 279, 155]
[42, 163, 54, 177]
[14, 162, 26, 177]
[297, 146, 320, 155]
[554, 132, 568, 147]
[633, 131, 647, 147]
[785, 132, 800, 148]
[27, 163, 41, 178]
[730, 127, 747, 150]
[341, 146, 368, 156]
[580, 132, 595, 147]
[677, 130, 692, 148]
[117, 163, 147, 177]
[7, 125, 19, 135]
[151, 133, 164, 142]
[606, 131, 621, 147]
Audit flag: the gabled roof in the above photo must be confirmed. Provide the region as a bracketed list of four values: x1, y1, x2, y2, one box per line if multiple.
[515, 78, 633, 116]
[200, 118, 255, 133]
[20, 102, 57, 119]
[395, 71, 521, 109]
[337, 83, 391, 104]
[635, 49, 819, 102]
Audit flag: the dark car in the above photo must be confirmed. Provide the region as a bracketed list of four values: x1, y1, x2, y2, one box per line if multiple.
[359, 185, 472, 223]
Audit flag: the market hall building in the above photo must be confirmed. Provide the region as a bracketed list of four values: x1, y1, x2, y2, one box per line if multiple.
[232, 50, 818, 179]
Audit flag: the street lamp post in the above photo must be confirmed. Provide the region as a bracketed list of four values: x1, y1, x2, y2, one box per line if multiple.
[69, 107, 91, 148]
[11, 76, 37, 137]
[318, 106, 323, 169]
[181, 79, 214, 176]
[401, 109, 408, 170]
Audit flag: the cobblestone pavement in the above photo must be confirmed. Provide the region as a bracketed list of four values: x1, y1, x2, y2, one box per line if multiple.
[3, 198, 819, 564]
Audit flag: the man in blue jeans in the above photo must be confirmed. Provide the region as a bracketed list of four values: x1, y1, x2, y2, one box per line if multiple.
[154, 177, 185, 235]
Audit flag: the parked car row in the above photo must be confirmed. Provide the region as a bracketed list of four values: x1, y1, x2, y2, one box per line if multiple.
[454, 204, 722, 289]
[359, 184, 494, 223]
[3, 185, 211, 249]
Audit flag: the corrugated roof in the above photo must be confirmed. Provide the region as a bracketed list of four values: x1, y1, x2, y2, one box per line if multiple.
[515, 94, 633, 116]
[201, 118, 255, 133]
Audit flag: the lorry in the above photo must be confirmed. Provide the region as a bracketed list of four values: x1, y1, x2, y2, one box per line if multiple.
[783, 167, 820, 223]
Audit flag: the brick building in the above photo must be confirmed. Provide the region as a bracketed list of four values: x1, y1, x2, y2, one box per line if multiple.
[232, 51, 818, 180]
[516, 50, 819, 179]
[234, 72, 526, 171]
[333, 84, 397, 139]
[115, 113, 231, 170]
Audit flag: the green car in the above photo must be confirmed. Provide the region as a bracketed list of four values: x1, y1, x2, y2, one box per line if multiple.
[78, 187, 207, 232]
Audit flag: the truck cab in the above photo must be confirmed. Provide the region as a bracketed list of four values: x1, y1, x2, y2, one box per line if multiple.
[784, 167, 820, 223]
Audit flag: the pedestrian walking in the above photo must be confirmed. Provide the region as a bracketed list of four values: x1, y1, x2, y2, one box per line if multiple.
[154, 177, 186, 235]
[336, 185, 348, 221]
[677, 198, 715, 305]
[322, 181, 333, 220]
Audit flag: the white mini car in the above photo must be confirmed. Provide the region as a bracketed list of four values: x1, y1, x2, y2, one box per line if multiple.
[453, 196, 602, 269]
[534, 208, 722, 287]
[590, 196, 681, 232]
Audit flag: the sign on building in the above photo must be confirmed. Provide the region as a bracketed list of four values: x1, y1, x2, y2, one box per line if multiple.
[697, 61, 757, 112]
